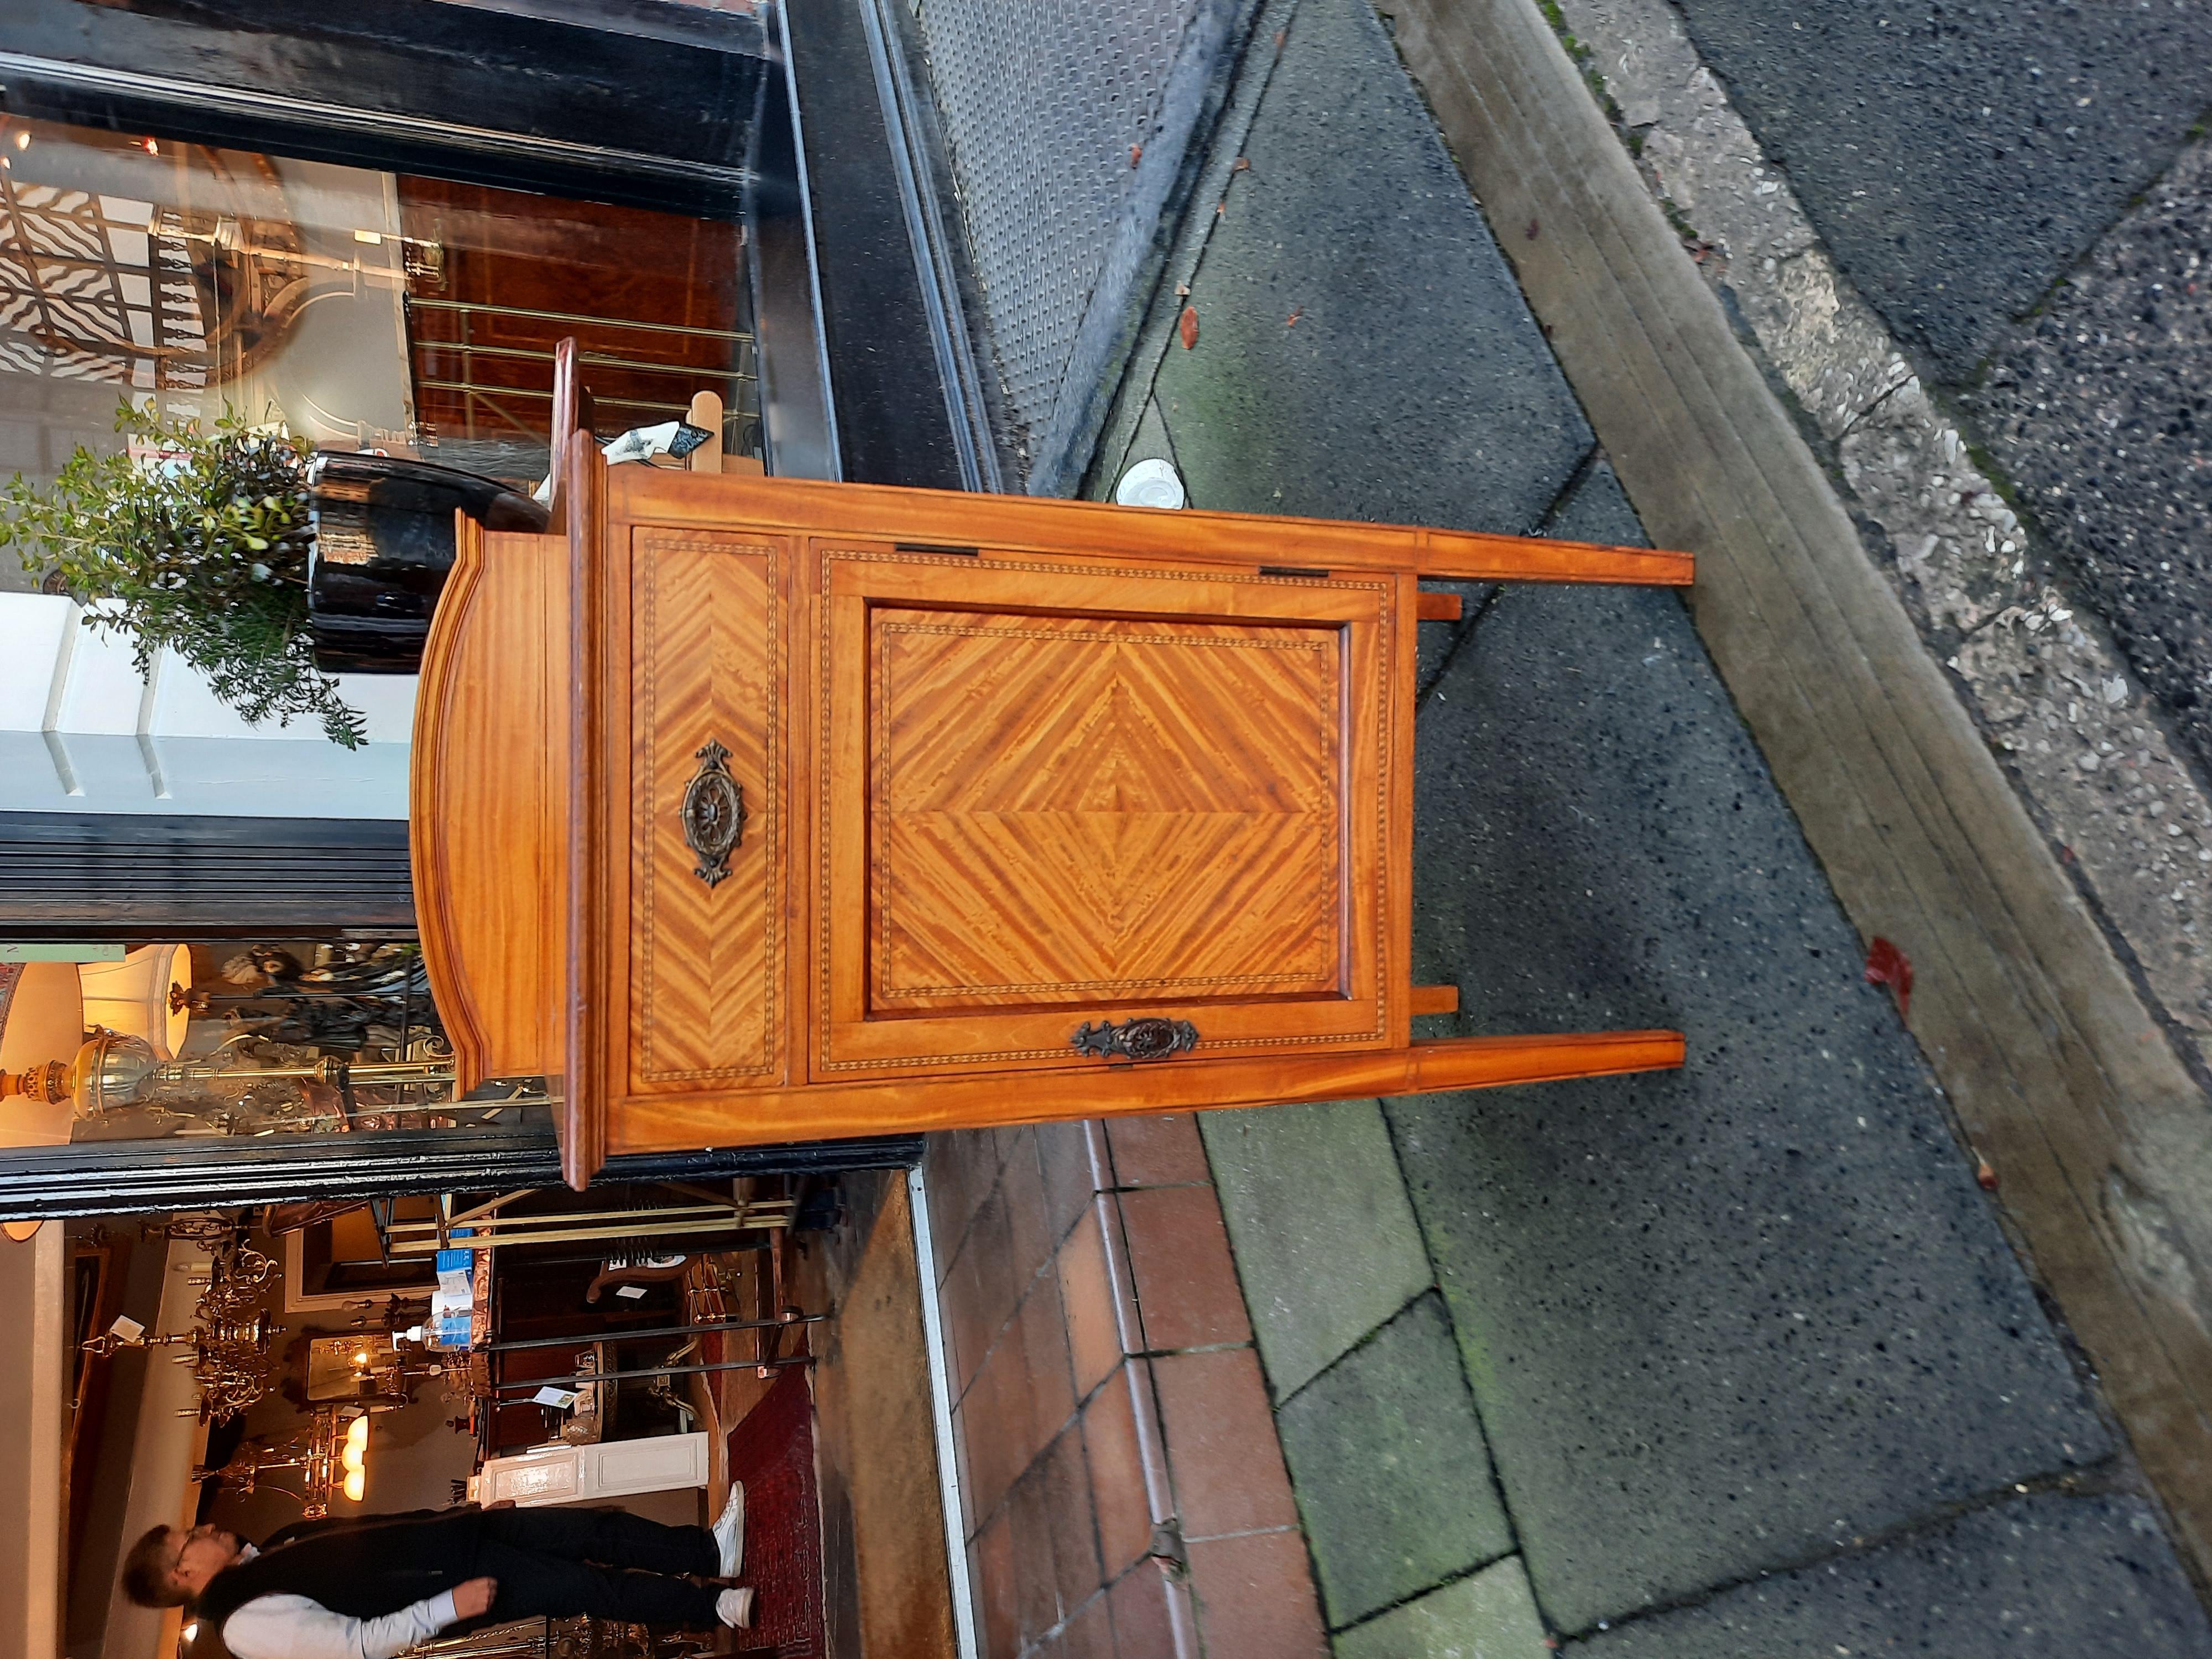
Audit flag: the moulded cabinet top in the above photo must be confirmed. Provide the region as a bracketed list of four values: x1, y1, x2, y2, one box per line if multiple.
[596, 463, 1694, 586]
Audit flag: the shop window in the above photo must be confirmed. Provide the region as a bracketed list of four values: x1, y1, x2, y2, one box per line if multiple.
[0, 111, 759, 513]
[0, 939, 548, 1150]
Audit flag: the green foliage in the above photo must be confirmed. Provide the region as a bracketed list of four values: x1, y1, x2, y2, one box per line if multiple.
[0, 401, 365, 749]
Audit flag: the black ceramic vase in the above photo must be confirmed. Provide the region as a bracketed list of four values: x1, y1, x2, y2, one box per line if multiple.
[306, 451, 550, 674]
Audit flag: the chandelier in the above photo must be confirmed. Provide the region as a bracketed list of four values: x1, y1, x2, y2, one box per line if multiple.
[194, 1408, 372, 1518]
[80, 1218, 279, 1424]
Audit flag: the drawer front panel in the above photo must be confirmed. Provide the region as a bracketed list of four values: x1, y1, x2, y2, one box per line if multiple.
[629, 530, 782, 1089]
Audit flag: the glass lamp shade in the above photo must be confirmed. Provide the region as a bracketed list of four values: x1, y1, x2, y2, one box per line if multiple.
[345, 1413, 371, 1451]
[341, 1442, 366, 1474]
[67, 1030, 162, 1118]
[342, 1468, 366, 1503]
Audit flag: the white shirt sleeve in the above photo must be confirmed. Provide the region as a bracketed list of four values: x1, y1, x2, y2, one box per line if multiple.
[221, 1590, 461, 1659]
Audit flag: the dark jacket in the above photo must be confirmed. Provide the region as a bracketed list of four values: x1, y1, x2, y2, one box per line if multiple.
[195, 1509, 485, 1639]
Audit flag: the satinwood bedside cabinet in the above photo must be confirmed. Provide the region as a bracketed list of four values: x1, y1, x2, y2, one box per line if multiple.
[413, 433, 1692, 1187]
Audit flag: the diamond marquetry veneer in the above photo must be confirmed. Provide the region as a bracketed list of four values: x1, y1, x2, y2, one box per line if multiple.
[412, 436, 1693, 1186]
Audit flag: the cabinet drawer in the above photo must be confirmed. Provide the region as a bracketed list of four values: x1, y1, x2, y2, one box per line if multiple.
[814, 541, 1401, 1076]
[623, 528, 786, 1092]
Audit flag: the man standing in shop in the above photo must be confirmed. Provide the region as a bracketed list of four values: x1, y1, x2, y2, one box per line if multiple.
[120, 1491, 752, 1659]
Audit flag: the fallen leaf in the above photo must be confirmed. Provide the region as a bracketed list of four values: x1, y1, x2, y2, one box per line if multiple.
[1975, 1154, 1999, 1191]
[1214, 200, 1225, 217]
[1864, 936, 1913, 1022]
[1178, 305, 1198, 351]
[1232, 156, 1250, 173]
[1175, 282, 1190, 298]
[1130, 143, 1143, 167]
[1286, 306, 1303, 327]
[1274, 27, 1286, 50]
[1525, 218, 1540, 239]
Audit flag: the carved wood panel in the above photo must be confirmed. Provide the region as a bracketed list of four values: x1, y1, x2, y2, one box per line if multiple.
[869, 607, 1344, 1009]
[628, 530, 782, 1089]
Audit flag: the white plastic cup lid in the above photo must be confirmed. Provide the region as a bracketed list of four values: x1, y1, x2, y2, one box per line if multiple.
[1115, 457, 1187, 509]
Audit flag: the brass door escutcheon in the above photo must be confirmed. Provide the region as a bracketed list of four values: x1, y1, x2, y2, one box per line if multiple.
[1070, 1017, 1199, 1062]
[681, 739, 746, 888]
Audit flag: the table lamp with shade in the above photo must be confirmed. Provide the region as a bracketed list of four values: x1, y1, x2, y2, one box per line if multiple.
[76, 943, 192, 1058]
[1, 944, 197, 1143]
[0, 961, 84, 1150]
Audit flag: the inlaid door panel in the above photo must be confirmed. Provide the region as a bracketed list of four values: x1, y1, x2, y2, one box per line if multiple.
[816, 542, 1401, 1075]
[625, 528, 785, 1092]
[872, 607, 1344, 1006]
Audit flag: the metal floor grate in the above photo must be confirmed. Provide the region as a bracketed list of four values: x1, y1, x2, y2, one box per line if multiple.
[912, 0, 1202, 452]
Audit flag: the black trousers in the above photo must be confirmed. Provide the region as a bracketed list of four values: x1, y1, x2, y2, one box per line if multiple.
[471, 1507, 722, 1627]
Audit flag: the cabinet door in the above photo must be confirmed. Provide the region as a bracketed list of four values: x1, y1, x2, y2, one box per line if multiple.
[479, 1433, 711, 1506]
[620, 527, 788, 1094]
[813, 541, 1404, 1077]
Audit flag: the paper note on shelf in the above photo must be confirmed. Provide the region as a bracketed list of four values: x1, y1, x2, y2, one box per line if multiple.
[534, 1386, 581, 1410]
[436, 1246, 474, 1298]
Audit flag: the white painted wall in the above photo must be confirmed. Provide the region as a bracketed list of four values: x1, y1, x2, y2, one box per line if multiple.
[0, 1225, 66, 1659]
[0, 593, 413, 818]
[99, 1239, 213, 1659]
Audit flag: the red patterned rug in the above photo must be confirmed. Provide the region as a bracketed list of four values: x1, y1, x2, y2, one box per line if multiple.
[723, 1365, 823, 1657]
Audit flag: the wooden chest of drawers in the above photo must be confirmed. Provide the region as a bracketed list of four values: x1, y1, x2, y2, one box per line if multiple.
[415, 445, 1690, 1186]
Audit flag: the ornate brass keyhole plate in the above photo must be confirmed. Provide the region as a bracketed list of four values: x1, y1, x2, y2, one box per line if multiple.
[681, 739, 747, 888]
[1070, 1016, 1199, 1062]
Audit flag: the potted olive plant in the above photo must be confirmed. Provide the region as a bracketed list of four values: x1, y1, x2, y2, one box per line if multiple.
[2, 403, 549, 747]
[1, 403, 369, 747]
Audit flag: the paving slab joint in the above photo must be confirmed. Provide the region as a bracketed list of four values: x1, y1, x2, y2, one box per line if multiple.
[1546, 1468, 2152, 1643]
[1324, 1546, 1532, 1637]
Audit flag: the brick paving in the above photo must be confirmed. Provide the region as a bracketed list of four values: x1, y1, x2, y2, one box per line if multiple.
[926, 1119, 1327, 1659]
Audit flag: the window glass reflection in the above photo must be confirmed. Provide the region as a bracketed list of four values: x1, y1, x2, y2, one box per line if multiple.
[0, 113, 758, 588]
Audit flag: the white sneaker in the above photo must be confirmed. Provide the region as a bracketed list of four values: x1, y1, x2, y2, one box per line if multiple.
[715, 1587, 755, 1629]
[711, 1483, 745, 1578]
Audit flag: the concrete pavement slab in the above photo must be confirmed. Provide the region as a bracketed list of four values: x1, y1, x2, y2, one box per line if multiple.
[1540, 453, 1645, 548]
[1396, 487, 2110, 1626]
[1200, 1098, 1434, 1399]
[1663, 0, 2212, 384]
[1275, 1290, 1515, 1628]
[1104, 0, 2190, 1629]
[1151, 0, 1590, 534]
[1113, 397, 1183, 492]
[1542, 0, 2212, 1067]
[1333, 1556, 1551, 1659]
[1569, 1493, 2212, 1656]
